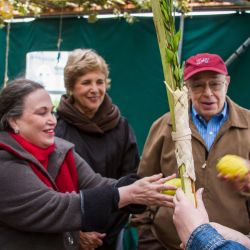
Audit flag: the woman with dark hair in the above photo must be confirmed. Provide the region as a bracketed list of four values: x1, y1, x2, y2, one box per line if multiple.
[0, 78, 175, 250]
[55, 49, 140, 249]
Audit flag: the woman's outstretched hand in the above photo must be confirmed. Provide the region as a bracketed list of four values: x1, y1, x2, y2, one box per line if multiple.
[118, 173, 177, 208]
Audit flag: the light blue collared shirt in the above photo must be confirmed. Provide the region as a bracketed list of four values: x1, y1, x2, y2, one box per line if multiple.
[191, 102, 228, 150]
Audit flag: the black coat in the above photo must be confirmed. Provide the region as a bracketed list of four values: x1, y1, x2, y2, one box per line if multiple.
[55, 115, 140, 249]
[55, 116, 140, 179]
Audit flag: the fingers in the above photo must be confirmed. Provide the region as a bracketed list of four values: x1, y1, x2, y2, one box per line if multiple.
[195, 188, 204, 201]
[95, 238, 104, 247]
[218, 172, 250, 192]
[173, 193, 178, 205]
[156, 173, 177, 184]
[175, 188, 186, 202]
[143, 173, 163, 183]
[195, 188, 205, 209]
[217, 173, 229, 181]
[180, 242, 185, 249]
[157, 183, 177, 193]
[148, 193, 174, 207]
[79, 232, 105, 248]
[95, 233, 106, 239]
[143, 173, 176, 184]
[155, 199, 175, 208]
[164, 201, 175, 208]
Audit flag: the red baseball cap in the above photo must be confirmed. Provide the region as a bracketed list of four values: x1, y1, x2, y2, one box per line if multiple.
[184, 53, 228, 81]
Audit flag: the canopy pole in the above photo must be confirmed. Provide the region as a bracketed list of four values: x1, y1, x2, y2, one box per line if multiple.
[178, 12, 185, 63]
[225, 36, 250, 66]
[56, 7, 63, 63]
[4, 21, 10, 87]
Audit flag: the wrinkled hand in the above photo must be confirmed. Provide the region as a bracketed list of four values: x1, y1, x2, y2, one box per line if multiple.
[218, 171, 250, 192]
[79, 231, 106, 250]
[118, 173, 177, 208]
[210, 222, 250, 249]
[173, 188, 209, 248]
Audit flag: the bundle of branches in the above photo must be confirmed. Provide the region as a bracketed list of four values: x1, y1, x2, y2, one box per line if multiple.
[151, 0, 196, 204]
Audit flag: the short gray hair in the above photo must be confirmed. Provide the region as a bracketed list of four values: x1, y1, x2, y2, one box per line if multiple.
[64, 49, 110, 95]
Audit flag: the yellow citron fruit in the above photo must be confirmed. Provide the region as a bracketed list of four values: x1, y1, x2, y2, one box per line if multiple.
[216, 154, 250, 179]
[161, 178, 182, 196]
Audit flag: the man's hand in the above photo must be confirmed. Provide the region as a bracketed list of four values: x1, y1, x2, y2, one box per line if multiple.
[218, 171, 250, 192]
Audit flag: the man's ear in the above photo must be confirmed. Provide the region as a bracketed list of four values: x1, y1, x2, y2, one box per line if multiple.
[185, 82, 191, 100]
[226, 75, 230, 86]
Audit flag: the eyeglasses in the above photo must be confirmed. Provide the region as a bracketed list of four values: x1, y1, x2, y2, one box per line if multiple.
[188, 80, 226, 94]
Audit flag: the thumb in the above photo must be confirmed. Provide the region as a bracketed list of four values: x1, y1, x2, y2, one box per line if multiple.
[180, 242, 185, 249]
[196, 188, 205, 209]
[98, 233, 106, 239]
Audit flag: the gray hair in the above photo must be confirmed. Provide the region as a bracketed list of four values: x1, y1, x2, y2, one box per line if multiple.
[64, 49, 110, 95]
[0, 78, 44, 131]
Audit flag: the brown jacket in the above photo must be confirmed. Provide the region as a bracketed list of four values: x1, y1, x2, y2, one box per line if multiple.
[137, 97, 250, 249]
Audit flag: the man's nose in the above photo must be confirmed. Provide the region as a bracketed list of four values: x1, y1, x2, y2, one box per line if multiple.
[203, 83, 213, 95]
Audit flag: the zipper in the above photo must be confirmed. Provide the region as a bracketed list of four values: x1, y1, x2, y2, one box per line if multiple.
[202, 150, 208, 169]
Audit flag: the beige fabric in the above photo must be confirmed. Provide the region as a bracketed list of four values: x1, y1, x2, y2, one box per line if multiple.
[171, 86, 195, 181]
[137, 97, 250, 250]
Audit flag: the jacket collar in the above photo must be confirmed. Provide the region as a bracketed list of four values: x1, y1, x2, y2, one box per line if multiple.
[0, 132, 75, 184]
[226, 96, 249, 129]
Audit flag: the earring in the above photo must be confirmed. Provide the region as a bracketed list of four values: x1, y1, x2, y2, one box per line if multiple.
[14, 128, 20, 134]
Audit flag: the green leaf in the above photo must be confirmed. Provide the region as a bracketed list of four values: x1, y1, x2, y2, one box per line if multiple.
[161, 7, 169, 22]
[173, 30, 181, 51]
[173, 52, 178, 65]
[166, 33, 173, 47]
[174, 66, 180, 81]
[165, 47, 174, 63]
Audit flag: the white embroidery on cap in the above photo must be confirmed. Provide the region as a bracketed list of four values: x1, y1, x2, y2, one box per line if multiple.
[196, 58, 210, 65]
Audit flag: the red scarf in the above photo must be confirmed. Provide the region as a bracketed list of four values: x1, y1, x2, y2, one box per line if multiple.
[10, 133, 78, 193]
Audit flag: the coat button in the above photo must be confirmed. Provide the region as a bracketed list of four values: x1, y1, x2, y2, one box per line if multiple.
[67, 233, 74, 245]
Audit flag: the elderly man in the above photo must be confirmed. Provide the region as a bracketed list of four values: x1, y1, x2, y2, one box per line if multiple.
[136, 53, 250, 249]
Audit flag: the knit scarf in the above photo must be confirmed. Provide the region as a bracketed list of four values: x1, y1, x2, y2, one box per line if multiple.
[57, 94, 120, 134]
[10, 133, 78, 193]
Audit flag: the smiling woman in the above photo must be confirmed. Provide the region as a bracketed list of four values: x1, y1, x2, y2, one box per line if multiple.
[55, 49, 141, 249]
[70, 70, 107, 118]
[8, 87, 56, 148]
[0, 78, 176, 250]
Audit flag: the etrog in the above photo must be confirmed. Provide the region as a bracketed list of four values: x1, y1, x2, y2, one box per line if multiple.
[216, 154, 250, 179]
[162, 178, 182, 196]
